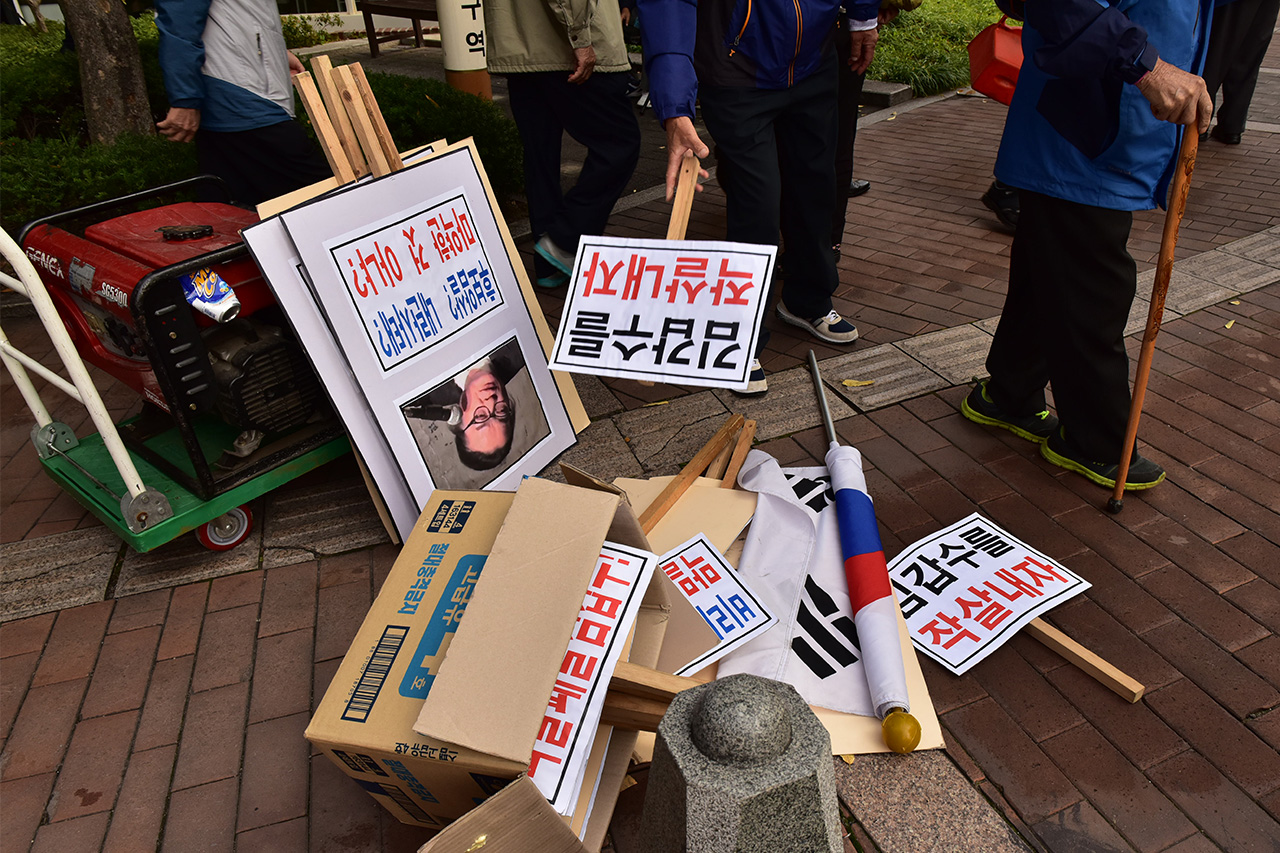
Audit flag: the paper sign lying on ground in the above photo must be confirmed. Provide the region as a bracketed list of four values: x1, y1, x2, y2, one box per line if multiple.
[889, 512, 1091, 675]
[549, 236, 774, 390]
[658, 534, 777, 676]
[528, 542, 658, 815]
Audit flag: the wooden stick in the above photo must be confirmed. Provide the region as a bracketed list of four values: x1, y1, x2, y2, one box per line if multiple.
[334, 64, 392, 177]
[1108, 129, 1198, 513]
[637, 413, 745, 534]
[310, 55, 368, 178]
[1025, 618, 1145, 703]
[703, 431, 738, 480]
[665, 152, 700, 240]
[610, 661, 698, 704]
[350, 62, 404, 171]
[719, 418, 757, 488]
[292, 72, 357, 185]
[600, 692, 671, 732]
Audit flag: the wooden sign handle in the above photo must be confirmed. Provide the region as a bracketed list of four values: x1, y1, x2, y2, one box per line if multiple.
[637, 413, 745, 534]
[665, 152, 700, 240]
[1025, 618, 1145, 702]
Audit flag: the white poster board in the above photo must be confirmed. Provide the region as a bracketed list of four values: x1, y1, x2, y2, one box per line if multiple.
[889, 512, 1091, 675]
[549, 236, 774, 390]
[245, 141, 579, 538]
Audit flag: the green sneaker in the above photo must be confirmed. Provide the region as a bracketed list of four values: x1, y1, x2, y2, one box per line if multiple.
[1040, 431, 1166, 491]
[961, 380, 1059, 443]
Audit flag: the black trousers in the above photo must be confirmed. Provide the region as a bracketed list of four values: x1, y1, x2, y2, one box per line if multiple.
[1202, 0, 1280, 136]
[196, 120, 332, 206]
[701, 53, 840, 327]
[506, 71, 640, 263]
[832, 25, 867, 246]
[985, 190, 1136, 463]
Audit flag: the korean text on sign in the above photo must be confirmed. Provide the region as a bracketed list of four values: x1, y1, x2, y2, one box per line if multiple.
[549, 236, 774, 390]
[889, 513, 1090, 675]
[328, 194, 503, 371]
[527, 542, 658, 815]
[659, 534, 777, 676]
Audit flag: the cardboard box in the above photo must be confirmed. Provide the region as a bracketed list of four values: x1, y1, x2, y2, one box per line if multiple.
[306, 477, 710, 847]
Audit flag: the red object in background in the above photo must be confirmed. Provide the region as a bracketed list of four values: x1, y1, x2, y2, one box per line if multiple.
[968, 16, 1023, 106]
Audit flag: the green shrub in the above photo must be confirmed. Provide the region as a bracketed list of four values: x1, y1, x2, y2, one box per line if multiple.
[870, 0, 1002, 95]
[281, 13, 342, 49]
[316, 68, 525, 211]
[1, 134, 199, 234]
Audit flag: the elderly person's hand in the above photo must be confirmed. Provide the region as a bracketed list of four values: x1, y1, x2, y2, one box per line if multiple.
[661, 116, 711, 201]
[1136, 58, 1213, 133]
[157, 107, 200, 143]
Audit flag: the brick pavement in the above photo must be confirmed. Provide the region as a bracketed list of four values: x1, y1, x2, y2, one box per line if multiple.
[3, 36, 1280, 853]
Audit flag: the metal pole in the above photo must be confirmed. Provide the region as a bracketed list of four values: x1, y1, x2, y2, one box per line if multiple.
[807, 349, 838, 446]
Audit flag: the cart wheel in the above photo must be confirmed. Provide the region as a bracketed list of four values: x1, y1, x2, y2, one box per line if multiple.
[195, 506, 254, 551]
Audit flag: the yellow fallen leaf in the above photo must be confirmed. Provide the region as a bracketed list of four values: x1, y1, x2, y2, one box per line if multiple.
[643, 400, 670, 407]
[842, 379, 875, 387]
[1225, 319, 1235, 329]
[886, 112, 898, 121]
[1230, 300, 1241, 305]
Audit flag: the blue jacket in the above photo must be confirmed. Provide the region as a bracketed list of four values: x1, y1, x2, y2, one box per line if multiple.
[994, 0, 1216, 211]
[638, 0, 880, 122]
[155, 0, 296, 133]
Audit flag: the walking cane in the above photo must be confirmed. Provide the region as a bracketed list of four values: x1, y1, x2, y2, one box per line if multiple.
[1107, 127, 1199, 514]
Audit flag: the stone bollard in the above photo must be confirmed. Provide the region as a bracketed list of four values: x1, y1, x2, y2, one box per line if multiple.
[638, 673, 843, 853]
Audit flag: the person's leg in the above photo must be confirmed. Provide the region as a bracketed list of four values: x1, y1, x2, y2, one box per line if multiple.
[195, 121, 331, 205]
[832, 29, 866, 247]
[506, 73, 566, 251]
[1215, 0, 1280, 136]
[552, 71, 642, 250]
[775, 56, 841, 322]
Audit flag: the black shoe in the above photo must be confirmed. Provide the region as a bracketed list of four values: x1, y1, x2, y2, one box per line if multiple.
[1210, 125, 1242, 145]
[960, 380, 1058, 443]
[848, 178, 871, 198]
[981, 180, 1019, 231]
[1040, 430, 1166, 491]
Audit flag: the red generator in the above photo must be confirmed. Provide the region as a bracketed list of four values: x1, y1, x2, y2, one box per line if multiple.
[17, 177, 347, 549]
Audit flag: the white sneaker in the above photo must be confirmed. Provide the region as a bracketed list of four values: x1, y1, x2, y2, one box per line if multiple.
[776, 304, 859, 344]
[534, 234, 574, 275]
[733, 358, 768, 397]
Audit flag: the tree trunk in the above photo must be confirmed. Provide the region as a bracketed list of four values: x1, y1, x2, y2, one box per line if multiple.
[23, 0, 47, 32]
[60, 0, 154, 144]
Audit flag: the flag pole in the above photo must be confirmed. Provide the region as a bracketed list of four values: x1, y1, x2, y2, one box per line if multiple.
[807, 350, 921, 753]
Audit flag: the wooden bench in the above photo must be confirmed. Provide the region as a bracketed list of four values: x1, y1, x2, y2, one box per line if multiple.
[355, 0, 439, 58]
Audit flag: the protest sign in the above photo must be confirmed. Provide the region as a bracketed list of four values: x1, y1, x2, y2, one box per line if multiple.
[549, 236, 774, 390]
[889, 512, 1091, 675]
[657, 534, 777, 676]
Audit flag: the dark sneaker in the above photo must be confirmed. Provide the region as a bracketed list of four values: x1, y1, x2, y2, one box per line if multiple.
[534, 234, 575, 275]
[733, 358, 768, 397]
[535, 270, 568, 289]
[961, 380, 1058, 443]
[981, 180, 1020, 232]
[776, 304, 859, 344]
[1040, 431, 1166, 491]
[848, 178, 871, 198]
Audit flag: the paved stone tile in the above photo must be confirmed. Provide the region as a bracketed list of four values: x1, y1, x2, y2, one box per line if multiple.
[982, 494, 1090, 565]
[1052, 507, 1171, 580]
[895, 324, 993, 386]
[162, 777, 238, 853]
[920, 444, 1015, 505]
[817, 343, 949, 412]
[309, 752, 383, 852]
[1031, 800, 1142, 853]
[81, 625, 161, 719]
[1147, 751, 1280, 853]
[315, 580, 372, 664]
[208, 570, 265, 614]
[134, 655, 194, 752]
[102, 745, 177, 853]
[107, 589, 171, 634]
[0, 530, 120, 622]
[1048, 601, 1182, 693]
[0, 651, 40, 742]
[1176, 249, 1280, 296]
[942, 697, 1081, 825]
[1141, 482, 1248, 545]
[259, 563, 317, 638]
[541, 418, 643, 482]
[971, 644, 1085, 744]
[1252, 711, 1280, 754]
[115, 533, 261, 598]
[713, 364, 855, 443]
[919, 657, 989, 717]
[906, 478, 979, 529]
[237, 816, 307, 853]
[192, 604, 259, 693]
[1064, 553, 1178, 637]
[1, 677, 86, 781]
[249, 628, 314, 724]
[261, 473, 391, 570]
[0, 612, 54, 658]
[834, 751, 1032, 853]
[30, 601, 111, 690]
[156, 583, 208, 661]
[318, 549, 374, 591]
[47, 709, 138, 821]
[613, 391, 732, 475]
[31, 811, 110, 852]
[571, 373, 624, 420]
[1238, 636, 1280, 692]
[1137, 565, 1269, 651]
[1040, 724, 1196, 852]
[0, 772, 56, 853]
[1159, 833, 1231, 853]
[172, 682, 249, 791]
[1145, 678, 1280, 798]
[238, 713, 310, 832]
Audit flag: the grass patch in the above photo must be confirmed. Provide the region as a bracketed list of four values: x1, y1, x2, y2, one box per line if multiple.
[870, 0, 1004, 96]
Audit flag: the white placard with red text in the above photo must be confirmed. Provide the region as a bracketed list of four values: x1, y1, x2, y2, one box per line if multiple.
[527, 541, 658, 815]
[659, 534, 777, 676]
[548, 236, 775, 390]
[889, 513, 1091, 675]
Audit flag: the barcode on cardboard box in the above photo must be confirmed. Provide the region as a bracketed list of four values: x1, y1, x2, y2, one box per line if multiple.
[427, 499, 475, 534]
[370, 782, 437, 824]
[342, 625, 410, 722]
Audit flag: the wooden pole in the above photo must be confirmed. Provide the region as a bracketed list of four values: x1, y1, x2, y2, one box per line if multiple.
[334, 65, 392, 177]
[637, 413, 744, 534]
[1025, 618, 1145, 702]
[310, 55, 369, 178]
[350, 63, 405, 171]
[1107, 128, 1198, 513]
[291, 72, 357, 185]
[719, 418, 757, 488]
[665, 152, 700, 240]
